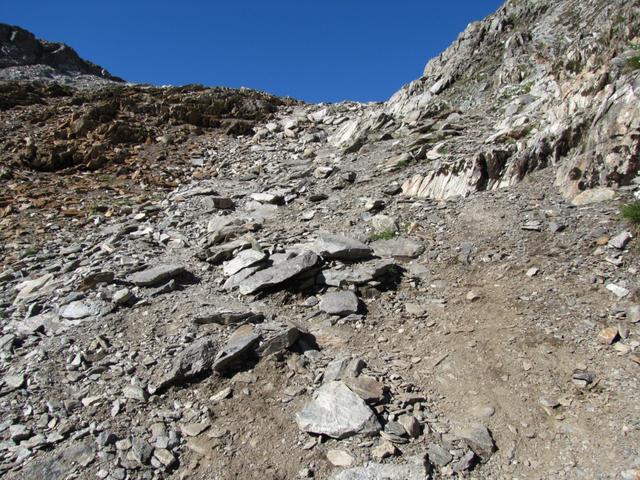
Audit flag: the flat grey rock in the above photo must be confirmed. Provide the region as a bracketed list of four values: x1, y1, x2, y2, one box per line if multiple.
[213, 324, 261, 372]
[129, 264, 185, 287]
[223, 249, 267, 277]
[155, 337, 218, 391]
[427, 443, 452, 466]
[59, 300, 98, 319]
[312, 233, 373, 260]
[193, 310, 264, 326]
[371, 237, 424, 259]
[239, 251, 319, 295]
[609, 231, 632, 249]
[295, 381, 380, 439]
[250, 192, 284, 204]
[318, 260, 397, 287]
[318, 291, 359, 316]
[223, 264, 263, 290]
[329, 456, 429, 479]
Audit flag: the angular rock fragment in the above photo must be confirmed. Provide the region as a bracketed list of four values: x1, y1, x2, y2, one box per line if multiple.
[193, 310, 264, 326]
[318, 260, 398, 287]
[327, 449, 354, 467]
[59, 300, 100, 320]
[223, 249, 267, 277]
[427, 443, 452, 466]
[312, 233, 373, 260]
[344, 376, 386, 403]
[239, 251, 320, 295]
[128, 264, 185, 287]
[318, 291, 359, 316]
[371, 237, 424, 259]
[453, 423, 496, 461]
[295, 381, 381, 439]
[213, 324, 261, 372]
[14, 273, 54, 304]
[250, 192, 284, 204]
[609, 231, 632, 250]
[571, 188, 615, 206]
[258, 325, 301, 357]
[154, 337, 218, 391]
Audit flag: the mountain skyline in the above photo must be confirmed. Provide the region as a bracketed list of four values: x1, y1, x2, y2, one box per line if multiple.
[1, 0, 504, 102]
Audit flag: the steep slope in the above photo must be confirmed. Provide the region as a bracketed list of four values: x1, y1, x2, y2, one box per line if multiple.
[1, 2, 640, 480]
[331, 0, 640, 201]
[0, 23, 123, 86]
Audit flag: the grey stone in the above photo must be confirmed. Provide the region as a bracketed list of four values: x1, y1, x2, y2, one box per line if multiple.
[371, 441, 398, 460]
[223, 249, 267, 276]
[128, 264, 185, 287]
[312, 233, 373, 260]
[318, 291, 359, 316]
[223, 264, 263, 290]
[130, 437, 153, 464]
[451, 450, 476, 472]
[371, 237, 424, 258]
[153, 448, 177, 467]
[258, 326, 301, 356]
[627, 304, 640, 323]
[193, 310, 264, 326]
[155, 337, 218, 391]
[385, 421, 407, 437]
[10, 424, 32, 441]
[609, 231, 632, 249]
[250, 192, 284, 204]
[344, 376, 386, 403]
[239, 251, 319, 295]
[295, 381, 381, 439]
[123, 385, 148, 402]
[59, 300, 98, 320]
[607, 283, 630, 298]
[329, 456, 429, 479]
[370, 214, 398, 233]
[398, 414, 421, 438]
[324, 357, 364, 382]
[453, 423, 496, 461]
[112, 288, 133, 305]
[3, 373, 25, 389]
[213, 324, 261, 372]
[427, 443, 452, 466]
[571, 188, 615, 206]
[318, 260, 397, 287]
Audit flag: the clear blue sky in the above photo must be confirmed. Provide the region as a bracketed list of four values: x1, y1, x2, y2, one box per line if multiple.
[2, 1, 504, 103]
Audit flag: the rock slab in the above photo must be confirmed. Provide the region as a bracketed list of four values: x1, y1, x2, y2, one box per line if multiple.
[239, 251, 319, 295]
[129, 264, 185, 287]
[295, 381, 380, 439]
[319, 291, 359, 316]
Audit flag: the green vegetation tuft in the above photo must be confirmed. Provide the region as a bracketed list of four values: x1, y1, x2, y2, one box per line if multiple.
[370, 229, 397, 241]
[625, 55, 640, 72]
[620, 201, 640, 225]
[396, 159, 408, 168]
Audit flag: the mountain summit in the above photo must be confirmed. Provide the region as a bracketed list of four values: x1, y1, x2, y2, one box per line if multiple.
[0, 23, 123, 86]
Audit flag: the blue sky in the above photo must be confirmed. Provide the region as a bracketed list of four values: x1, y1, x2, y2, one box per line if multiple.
[2, 1, 504, 103]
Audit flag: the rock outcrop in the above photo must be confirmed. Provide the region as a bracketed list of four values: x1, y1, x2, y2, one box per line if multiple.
[0, 23, 123, 86]
[340, 0, 640, 201]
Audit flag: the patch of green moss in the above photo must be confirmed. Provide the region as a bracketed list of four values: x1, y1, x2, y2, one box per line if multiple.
[370, 229, 396, 241]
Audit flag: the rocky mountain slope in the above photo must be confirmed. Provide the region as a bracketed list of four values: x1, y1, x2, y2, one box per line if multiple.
[333, 0, 640, 202]
[1, 1, 640, 480]
[0, 23, 123, 86]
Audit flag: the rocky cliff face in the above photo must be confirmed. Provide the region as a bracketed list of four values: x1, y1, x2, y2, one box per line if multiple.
[0, 23, 123, 86]
[332, 0, 640, 202]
